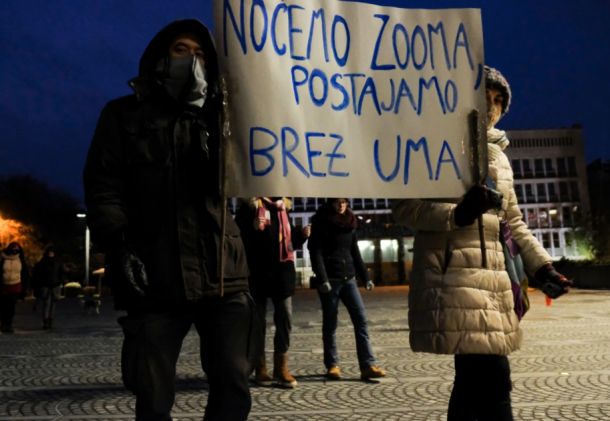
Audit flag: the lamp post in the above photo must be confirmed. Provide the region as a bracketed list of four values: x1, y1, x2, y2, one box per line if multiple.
[77, 213, 90, 286]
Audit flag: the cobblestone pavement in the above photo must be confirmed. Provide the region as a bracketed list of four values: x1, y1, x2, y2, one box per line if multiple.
[1, 287, 610, 420]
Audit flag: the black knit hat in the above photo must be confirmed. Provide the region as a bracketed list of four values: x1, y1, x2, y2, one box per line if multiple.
[484, 65, 511, 115]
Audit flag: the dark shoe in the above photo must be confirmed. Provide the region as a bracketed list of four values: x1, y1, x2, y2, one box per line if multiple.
[361, 365, 386, 380]
[326, 366, 341, 380]
[43, 319, 51, 330]
[1, 326, 15, 334]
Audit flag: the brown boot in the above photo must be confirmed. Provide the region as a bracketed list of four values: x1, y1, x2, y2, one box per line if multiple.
[326, 366, 341, 380]
[273, 352, 297, 388]
[361, 365, 386, 381]
[254, 354, 273, 387]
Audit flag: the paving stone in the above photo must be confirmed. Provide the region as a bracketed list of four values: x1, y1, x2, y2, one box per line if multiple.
[1, 288, 609, 420]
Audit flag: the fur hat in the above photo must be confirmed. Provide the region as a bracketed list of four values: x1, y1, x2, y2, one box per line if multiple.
[484, 66, 511, 115]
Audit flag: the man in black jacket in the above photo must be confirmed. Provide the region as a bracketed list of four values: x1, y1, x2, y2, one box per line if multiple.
[83, 19, 253, 421]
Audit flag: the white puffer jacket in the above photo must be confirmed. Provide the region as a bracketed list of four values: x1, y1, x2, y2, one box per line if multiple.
[392, 132, 551, 355]
[1, 253, 22, 286]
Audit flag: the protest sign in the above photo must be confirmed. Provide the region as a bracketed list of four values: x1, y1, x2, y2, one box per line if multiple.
[215, 0, 485, 198]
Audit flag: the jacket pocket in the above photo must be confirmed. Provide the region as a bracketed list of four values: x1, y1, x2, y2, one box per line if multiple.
[323, 256, 350, 280]
[124, 119, 171, 167]
[125, 137, 170, 167]
[221, 231, 249, 279]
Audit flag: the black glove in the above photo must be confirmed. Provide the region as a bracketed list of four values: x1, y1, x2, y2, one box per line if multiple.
[454, 185, 501, 227]
[533, 263, 573, 299]
[116, 246, 148, 297]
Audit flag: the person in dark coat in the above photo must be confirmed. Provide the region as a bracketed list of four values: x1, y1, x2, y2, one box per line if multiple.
[235, 197, 310, 388]
[32, 247, 64, 329]
[0, 242, 29, 333]
[83, 19, 254, 421]
[308, 199, 386, 381]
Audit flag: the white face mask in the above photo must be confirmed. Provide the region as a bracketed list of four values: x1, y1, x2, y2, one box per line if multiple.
[162, 55, 208, 107]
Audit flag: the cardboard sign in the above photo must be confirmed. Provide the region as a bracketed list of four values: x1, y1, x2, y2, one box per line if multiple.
[215, 0, 485, 198]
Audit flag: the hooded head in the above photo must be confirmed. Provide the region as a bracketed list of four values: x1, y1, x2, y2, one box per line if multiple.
[133, 19, 220, 105]
[5, 242, 22, 256]
[43, 246, 56, 259]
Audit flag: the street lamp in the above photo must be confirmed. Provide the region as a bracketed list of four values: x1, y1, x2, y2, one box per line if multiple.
[77, 213, 90, 286]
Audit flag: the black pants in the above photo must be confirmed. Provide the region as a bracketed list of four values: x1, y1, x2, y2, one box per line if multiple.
[448, 354, 513, 421]
[0, 293, 18, 330]
[252, 292, 292, 355]
[119, 292, 255, 421]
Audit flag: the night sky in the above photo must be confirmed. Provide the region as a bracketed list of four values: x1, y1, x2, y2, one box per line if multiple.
[1, 0, 609, 202]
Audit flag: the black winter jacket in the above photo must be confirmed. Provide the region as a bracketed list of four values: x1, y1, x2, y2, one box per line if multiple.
[83, 20, 249, 311]
[308, 204, 369, 285]
[32, 257, 64, 288]
[235, 199, 307, 298]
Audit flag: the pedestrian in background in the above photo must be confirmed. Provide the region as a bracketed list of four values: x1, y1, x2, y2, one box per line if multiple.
[236, 197, 310, 388]
[0, 242, 29, 333]
[308, 198, 386, 381]
[392, 66, 572, 420]
[84, 19, 254, 421]
[32, 246, 64, 330]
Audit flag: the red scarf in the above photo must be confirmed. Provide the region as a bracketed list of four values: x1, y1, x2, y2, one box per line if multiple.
[256, 198, 294, 262]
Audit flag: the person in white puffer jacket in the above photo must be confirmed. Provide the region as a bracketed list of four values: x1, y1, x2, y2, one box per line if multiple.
[0, 242, 29, 333]
[392, 66, 572, 421]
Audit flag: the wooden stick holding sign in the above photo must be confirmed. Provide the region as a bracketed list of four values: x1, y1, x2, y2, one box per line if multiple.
[217, 75, 232, 297]
[469, 109, 488, 268]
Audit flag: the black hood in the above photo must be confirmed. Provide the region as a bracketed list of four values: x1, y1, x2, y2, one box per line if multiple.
[132, 19, 220, 100]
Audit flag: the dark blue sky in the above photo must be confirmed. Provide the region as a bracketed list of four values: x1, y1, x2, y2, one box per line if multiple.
[1, 0, 609, 202]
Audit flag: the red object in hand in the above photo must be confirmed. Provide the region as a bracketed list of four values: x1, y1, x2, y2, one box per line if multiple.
[545, 296, 552, 307]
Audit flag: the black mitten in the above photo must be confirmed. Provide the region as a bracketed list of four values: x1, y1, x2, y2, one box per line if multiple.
[533, 263, 573, 299]
[454, 185, 496, 227]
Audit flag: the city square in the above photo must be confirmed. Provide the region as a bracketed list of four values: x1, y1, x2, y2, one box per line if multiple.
[1, 286, 609, 420]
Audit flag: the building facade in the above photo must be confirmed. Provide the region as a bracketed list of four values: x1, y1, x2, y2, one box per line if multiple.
[505, 125, 590, 260]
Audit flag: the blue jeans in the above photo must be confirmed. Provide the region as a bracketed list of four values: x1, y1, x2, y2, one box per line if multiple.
[318, 278, 375, 369]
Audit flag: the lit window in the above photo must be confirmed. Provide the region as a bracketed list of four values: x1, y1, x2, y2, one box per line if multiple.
[358, 240, 375, 264]
[380, 239, 399, 262]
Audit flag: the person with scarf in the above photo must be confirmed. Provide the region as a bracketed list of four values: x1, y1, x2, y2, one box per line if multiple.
[392, 66, 572, 420]
[235, 197, 310, 388]
[0, 242, 29, 333]
[84, 19, 253, 421]
[307, 198, 386, 381]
